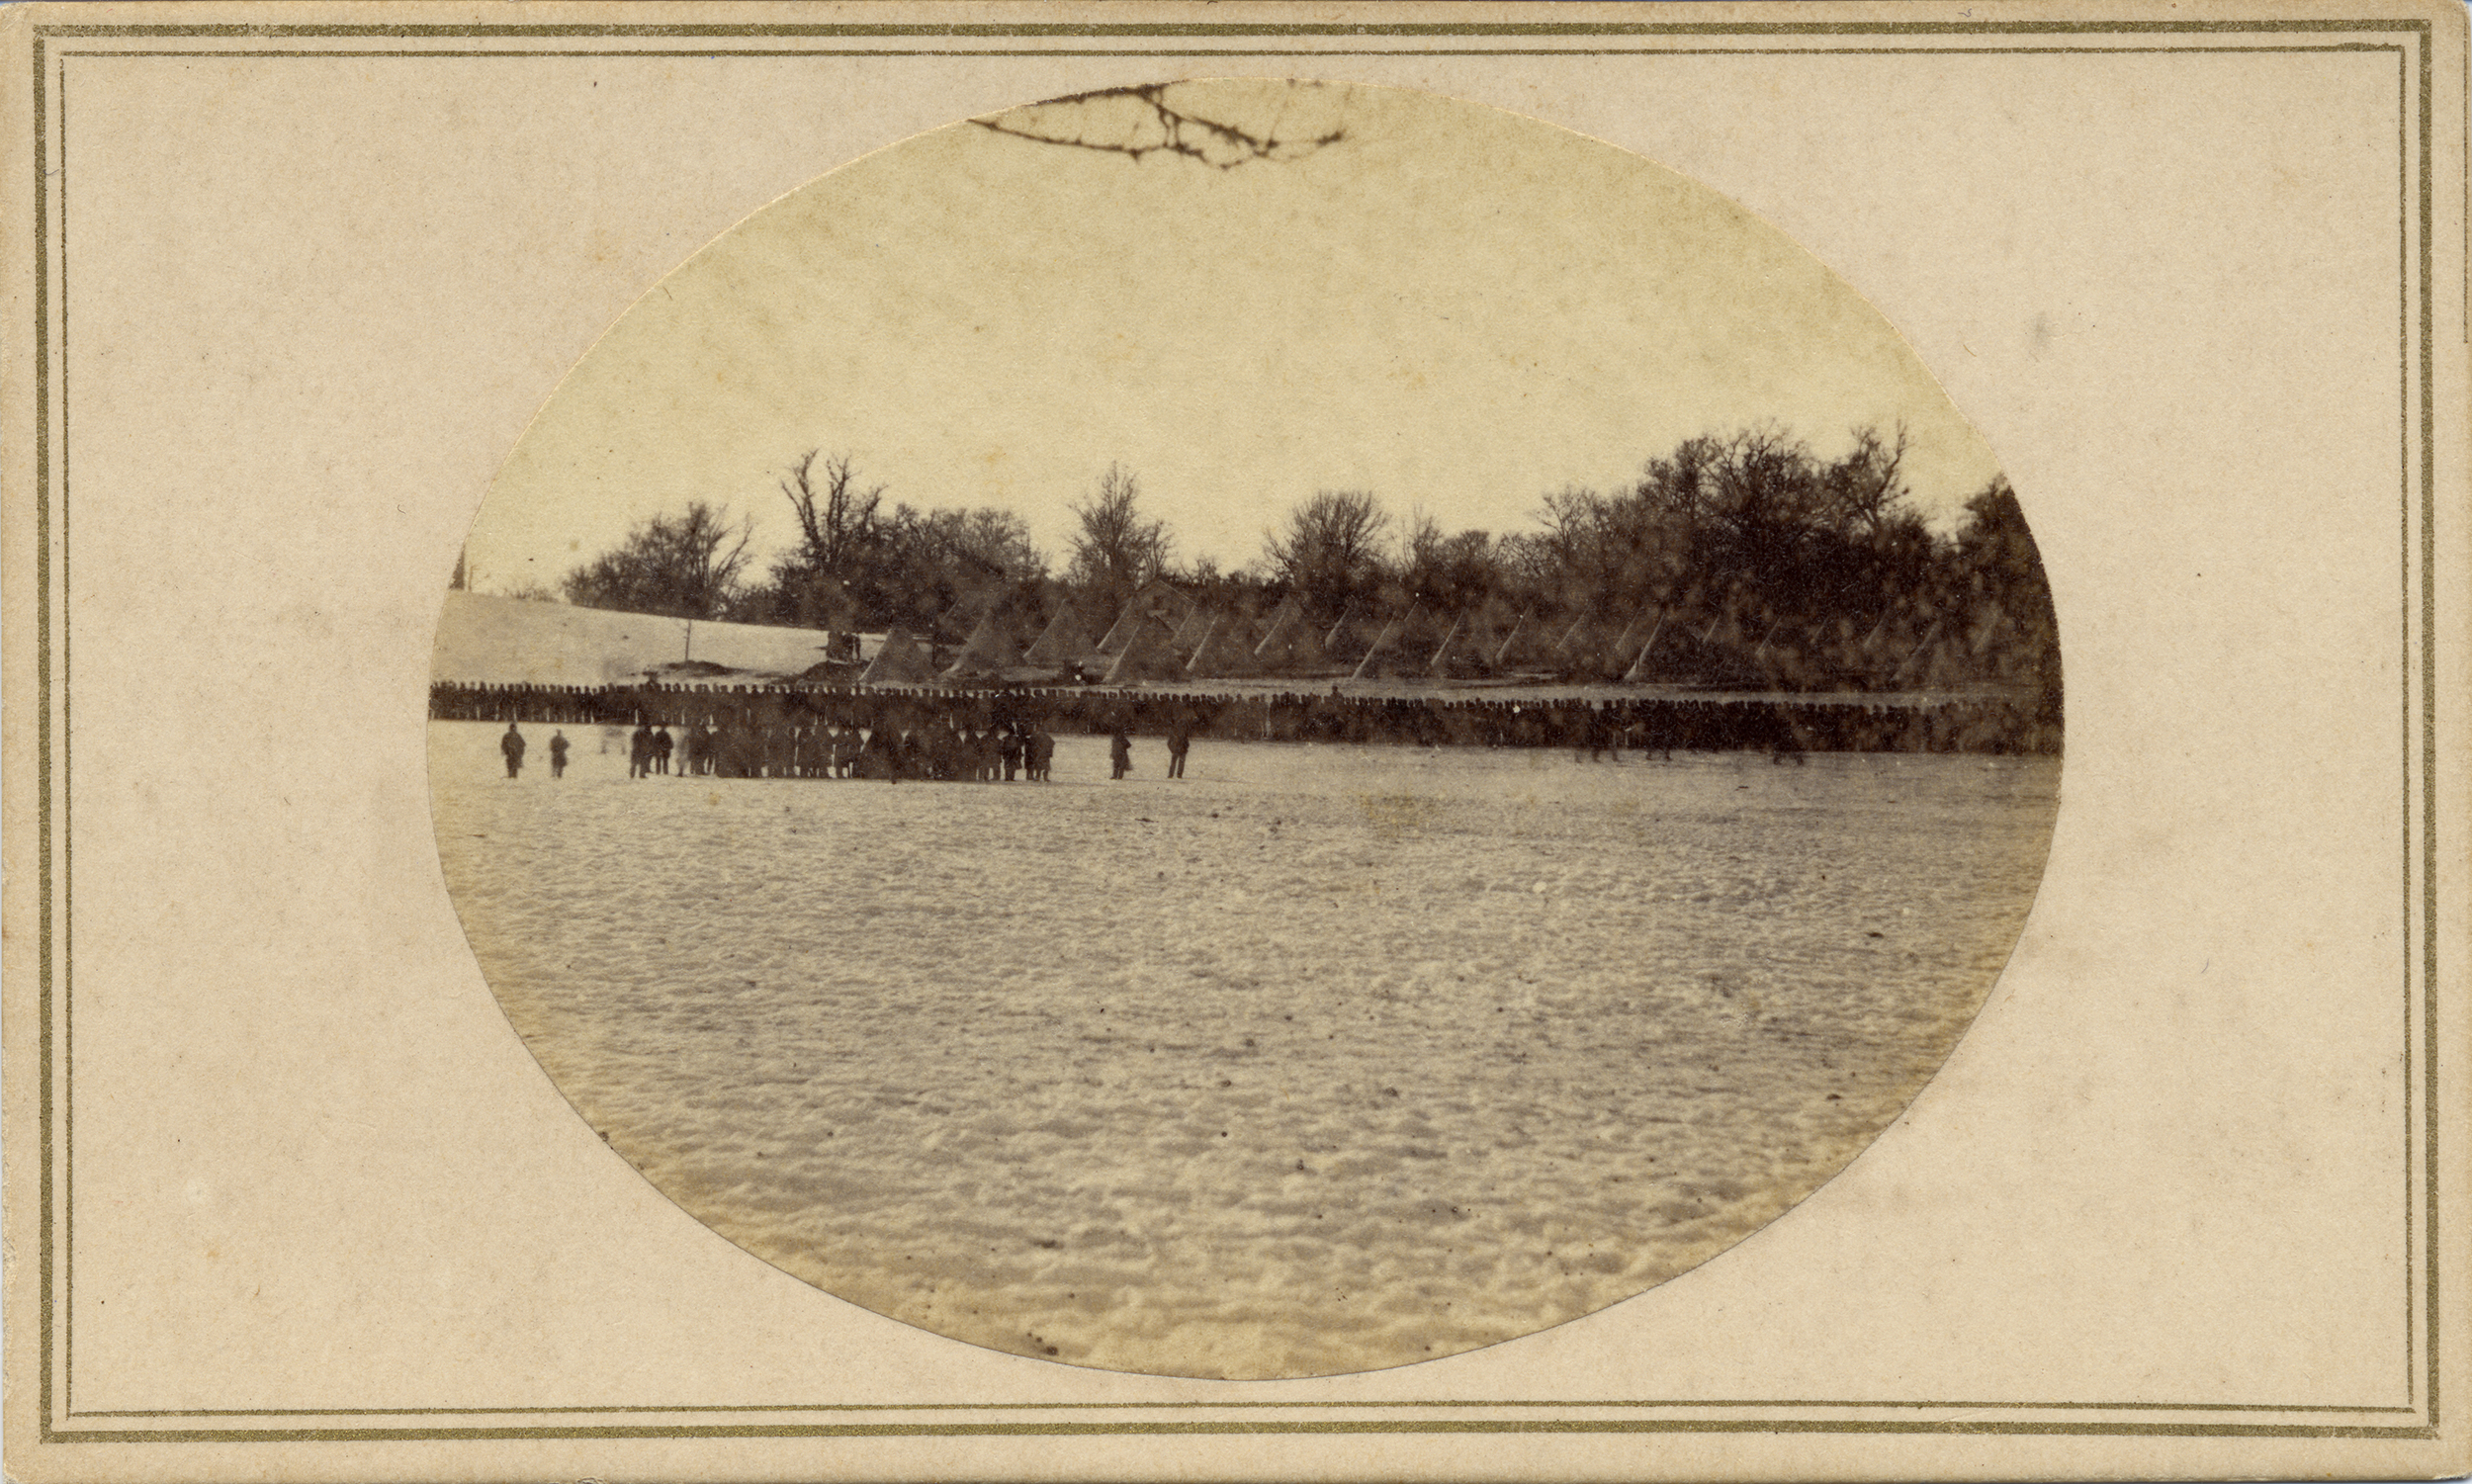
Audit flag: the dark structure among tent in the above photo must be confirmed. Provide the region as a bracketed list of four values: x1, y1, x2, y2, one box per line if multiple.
[859, 628, 936, 685]
[1102, 618, 1186, 684]
[1185, 615, 1262, 677]
[941, 611, 1025, 681]
[1426, 614, 1492, 680]
[1492, 611, 1547, 671]
[1351, 606, 1436, 681]
[1322, 605, 1372, 666]
[1022, 605, 1099, 668]
[1252, 597, 1328, 673]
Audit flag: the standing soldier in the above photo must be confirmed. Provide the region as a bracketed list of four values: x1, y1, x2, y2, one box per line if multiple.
[1109, 728, 1133, 780]
[500, 723, 527, 778]
[548, 729, 570, 779]
[1166, 722, 1191, 779]
[629, 722, 653, 779]
[1027, 724, 1055, 781]
[653, 725, 675, 776]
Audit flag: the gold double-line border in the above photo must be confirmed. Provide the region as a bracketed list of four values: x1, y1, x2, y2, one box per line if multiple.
[26, 14, 2446, 1444]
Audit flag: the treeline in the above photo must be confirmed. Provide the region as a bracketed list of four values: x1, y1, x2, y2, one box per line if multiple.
[553, 450, 1046, 631]
[543, 425, 2059, 703]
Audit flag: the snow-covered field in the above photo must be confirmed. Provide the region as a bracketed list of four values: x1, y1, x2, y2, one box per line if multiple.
[432, 720, 2059, 1378]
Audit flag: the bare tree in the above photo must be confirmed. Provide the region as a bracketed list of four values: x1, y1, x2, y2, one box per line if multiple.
[781, 450, 886, 580]
[1066, 463, 1174, 613]
[946, 506, 1049, 582]
[973, 82, 1348, 169]
[563, 501, 752, 621]
[1263, 489, 1388, 618]
[1816, 422, 1910, 535]
[1398, 508, 1498, 613]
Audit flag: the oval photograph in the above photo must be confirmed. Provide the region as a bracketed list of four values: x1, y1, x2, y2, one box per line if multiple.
[429, 81, 2063, 1379]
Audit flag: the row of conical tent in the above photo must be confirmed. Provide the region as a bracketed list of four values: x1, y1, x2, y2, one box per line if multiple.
[858, 582, 1971, 689]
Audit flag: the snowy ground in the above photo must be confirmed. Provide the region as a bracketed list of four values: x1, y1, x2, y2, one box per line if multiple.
[432, 721, 2059, 1378]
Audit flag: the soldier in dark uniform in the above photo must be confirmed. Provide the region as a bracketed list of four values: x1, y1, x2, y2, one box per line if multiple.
[1109, 729, 1132, 780]
[653, 726, 674, 775]
[548, 730, 570, 778]
[500, 723, 527, 778]
[628, 723, 653, 779]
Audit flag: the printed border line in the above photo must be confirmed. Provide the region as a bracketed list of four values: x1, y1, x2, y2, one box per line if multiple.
[2401, 31, 2419, 1415]
[30, 20, 2440, 1443]
[27, 1420, 2449, 1443]
[35, 19, 2435, 1442]
[20, 18, 2446, 37]
[2419, 2, 2440, 1435]
[31, 17, 51, 1447]
[54, 41, 72, 1425]
[67, 1398, 2426, 1417]
[34, 18, 2435, 1441]
[47, 43, 2421, 58]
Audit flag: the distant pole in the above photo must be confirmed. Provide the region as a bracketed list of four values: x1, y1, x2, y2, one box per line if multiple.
[683, 619, 694, 664]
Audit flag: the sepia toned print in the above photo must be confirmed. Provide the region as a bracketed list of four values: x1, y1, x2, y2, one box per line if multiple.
[430, 81, 2060, 1379]
[10, 4, 2461, 1477]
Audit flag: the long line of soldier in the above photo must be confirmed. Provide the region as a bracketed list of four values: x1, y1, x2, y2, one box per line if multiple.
[434, 681, 2059, 758]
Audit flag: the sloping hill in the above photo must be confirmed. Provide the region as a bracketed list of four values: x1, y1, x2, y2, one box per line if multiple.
[430, 592, 842, 685]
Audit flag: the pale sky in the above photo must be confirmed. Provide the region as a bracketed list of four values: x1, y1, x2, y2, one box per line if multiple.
[466, 81, 2003, 594]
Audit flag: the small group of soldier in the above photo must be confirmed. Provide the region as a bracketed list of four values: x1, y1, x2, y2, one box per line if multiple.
[1113, 724, 1191, 779]
[499, 724, 573, 778]
[851, 720, 1057, 783]
[627, 724, 676, 777]
[497, 719, 1064, 783]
